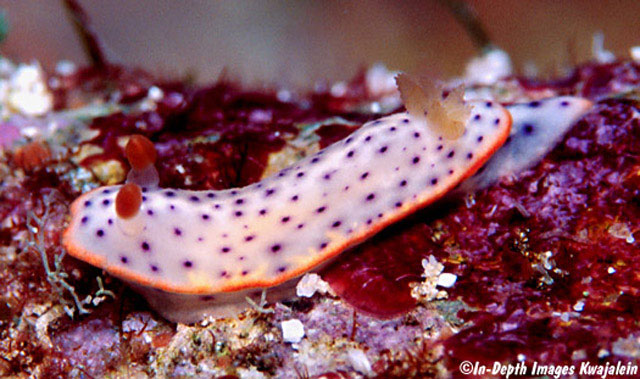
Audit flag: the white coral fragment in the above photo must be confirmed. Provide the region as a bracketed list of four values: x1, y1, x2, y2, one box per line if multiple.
[437, 272, 458, 288]
[410, 255, 450, 302]
[281, 319, 305, 343]
[4, 62, 53, 117]
[296, 273, 333, 298]
[347, 348, 373, 376]
[464, 48, 513, 85]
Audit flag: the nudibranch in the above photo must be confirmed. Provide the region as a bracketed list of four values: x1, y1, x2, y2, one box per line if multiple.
[63, 79, 513, 322]
[62, 77, 592, 323]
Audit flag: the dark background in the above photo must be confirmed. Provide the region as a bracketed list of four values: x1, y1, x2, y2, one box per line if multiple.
[2, 1, 639, 86]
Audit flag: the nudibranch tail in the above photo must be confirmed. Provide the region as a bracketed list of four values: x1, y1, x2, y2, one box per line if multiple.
[63, 98, 511, 322]
[456, 96, 593, 193]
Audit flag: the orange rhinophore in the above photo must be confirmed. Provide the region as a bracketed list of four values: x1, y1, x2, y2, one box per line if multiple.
[125, 134, 157, 170]
[115, 182, 142, 219]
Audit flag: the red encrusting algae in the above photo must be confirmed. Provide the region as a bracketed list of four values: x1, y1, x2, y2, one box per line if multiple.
[4, 56, 639, 375]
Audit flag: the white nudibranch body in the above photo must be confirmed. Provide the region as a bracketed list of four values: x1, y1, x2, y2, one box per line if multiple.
[64, 98, 512, 322]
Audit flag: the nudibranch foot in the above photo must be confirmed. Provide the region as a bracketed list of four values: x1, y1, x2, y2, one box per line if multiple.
[131, 281, 297, 323]
[64, 99, 511, 323]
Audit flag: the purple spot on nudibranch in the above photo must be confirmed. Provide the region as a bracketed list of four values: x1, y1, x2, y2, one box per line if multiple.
[486, 101, 493, 107]
[102, 199, 110, 206]
[271, 244, 282, 253]
[108, 219, 113, 225]
[281, 216, 291, 223]
[403, 118, 409, 123]
[147, 209, 154, 216]
[477, 135, 484, 143]
[174, 228, 182, 236]
[389, 126, 397, 132]
[297, 223, 305, 229]
[494, 118, 500, 125]
[323, 173, 332, 180]
[319, 242, 328, 249]
[523, 124, 535, 135]
[189, 196, 199, 202]
[235, 198, 245, 205]
[467, 153, 473, 159]
[265, 188, 276, 197]
[316, 206, 326, 213]
[332, 221, 342, 228]
[412, 156, 420, 164]
[344, 186, 350, 191]
[365, 135, 372, 142]
[449, 169, 454, 175]
[447, 150, 455, 158]
[150, 264, 159, 273]
[413, 132, 420, 138]
[120, 255, 128, 264]
[102, 189, 111, 194]
[234, 211, 243, 217]
[230, 190, 238, 196]
[379, 146, 388, 153]
[366, 193, 375, 201]
[244, 235, 254, 242]
[169, 204, 176, 211]
[400, 180, 407, 187]
[84, 200, 92, 208]
[259, 209, 268, 216]
[165, 191, 175, 197]
[395, 202, 403, 208]
[360, 172, 369, 180]
[366, 219, 373, 225]
[431, 178, 439, 185]
[242, 270, 249, 276]
[291, 195, 299, 201]
[474, 114, 481, 121]
[346, 150, 355, 158]
[296, 172, 305, 178]
[81, 216, 89, 224]
[277, 266, 287, 273]
[311, 157, 320, 164]
[529, 100, 541, 108]
[221, 247, 231, 253]
[207, 192, 216, 198]
[437, 145, 443, 151]
[345, 137, 353, 144]
[141, 242, 150, 251]
[560, 100, 570, 107]
[183, 260, 193, 268]
[96, 229, 104, 237]
[141, 187, 147, 193]
[142, 196, 147, 202]
[201, 214, 210, 220]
